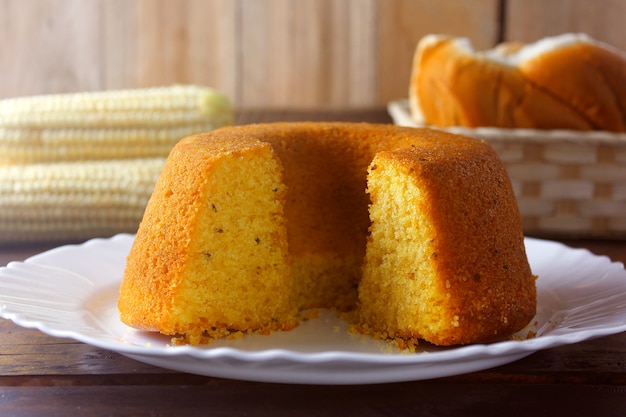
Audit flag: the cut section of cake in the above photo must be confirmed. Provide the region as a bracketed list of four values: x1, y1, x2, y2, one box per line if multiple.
[118, 135, 297, 345]
[358, 140, 536, 346]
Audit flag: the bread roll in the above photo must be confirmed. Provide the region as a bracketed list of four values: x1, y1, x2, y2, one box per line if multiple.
[409, 33, 626, 132]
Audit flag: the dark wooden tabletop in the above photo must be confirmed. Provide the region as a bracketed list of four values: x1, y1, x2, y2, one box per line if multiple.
[1, 110, 625, 417]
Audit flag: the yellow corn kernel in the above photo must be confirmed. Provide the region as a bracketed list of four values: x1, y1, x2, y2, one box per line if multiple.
[0, 85, 232, 164]
[0, 158, 165, 243]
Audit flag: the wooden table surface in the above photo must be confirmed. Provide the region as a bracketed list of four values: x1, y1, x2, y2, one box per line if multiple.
[1, 110, 625, 416]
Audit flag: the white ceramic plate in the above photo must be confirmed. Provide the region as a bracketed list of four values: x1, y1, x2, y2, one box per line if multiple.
[1, 234, 625, 385]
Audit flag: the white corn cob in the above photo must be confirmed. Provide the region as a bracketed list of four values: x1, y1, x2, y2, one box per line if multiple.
[0, 158, 165, 243]
[0, 85, 232, 165]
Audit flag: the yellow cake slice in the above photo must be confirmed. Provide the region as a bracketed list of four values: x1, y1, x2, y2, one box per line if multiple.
[118, 134, 297, 344]
[358, 142, 535, 346]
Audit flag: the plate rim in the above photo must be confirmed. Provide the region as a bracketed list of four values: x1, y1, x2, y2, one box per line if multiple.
[1, 234, 626, 382]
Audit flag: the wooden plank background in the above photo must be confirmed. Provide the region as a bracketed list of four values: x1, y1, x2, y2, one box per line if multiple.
[0, 0, 624, 109]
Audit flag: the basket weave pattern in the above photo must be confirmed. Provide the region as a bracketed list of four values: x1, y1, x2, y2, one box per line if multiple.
[388, 100, 626, 238]
[489, 137, 626, 237]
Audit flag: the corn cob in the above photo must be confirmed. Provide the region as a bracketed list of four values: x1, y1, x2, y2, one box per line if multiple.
[0, 85, 232, 165]
[0, 158, 165, 244]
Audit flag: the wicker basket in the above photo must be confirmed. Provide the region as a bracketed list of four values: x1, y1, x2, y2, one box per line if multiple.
[388, 100, 626, 239]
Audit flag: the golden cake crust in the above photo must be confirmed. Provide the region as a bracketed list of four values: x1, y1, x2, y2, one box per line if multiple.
[119, 134, 297, 342]
[357, 141, 535, 345]
[119, 122, 536, 346]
